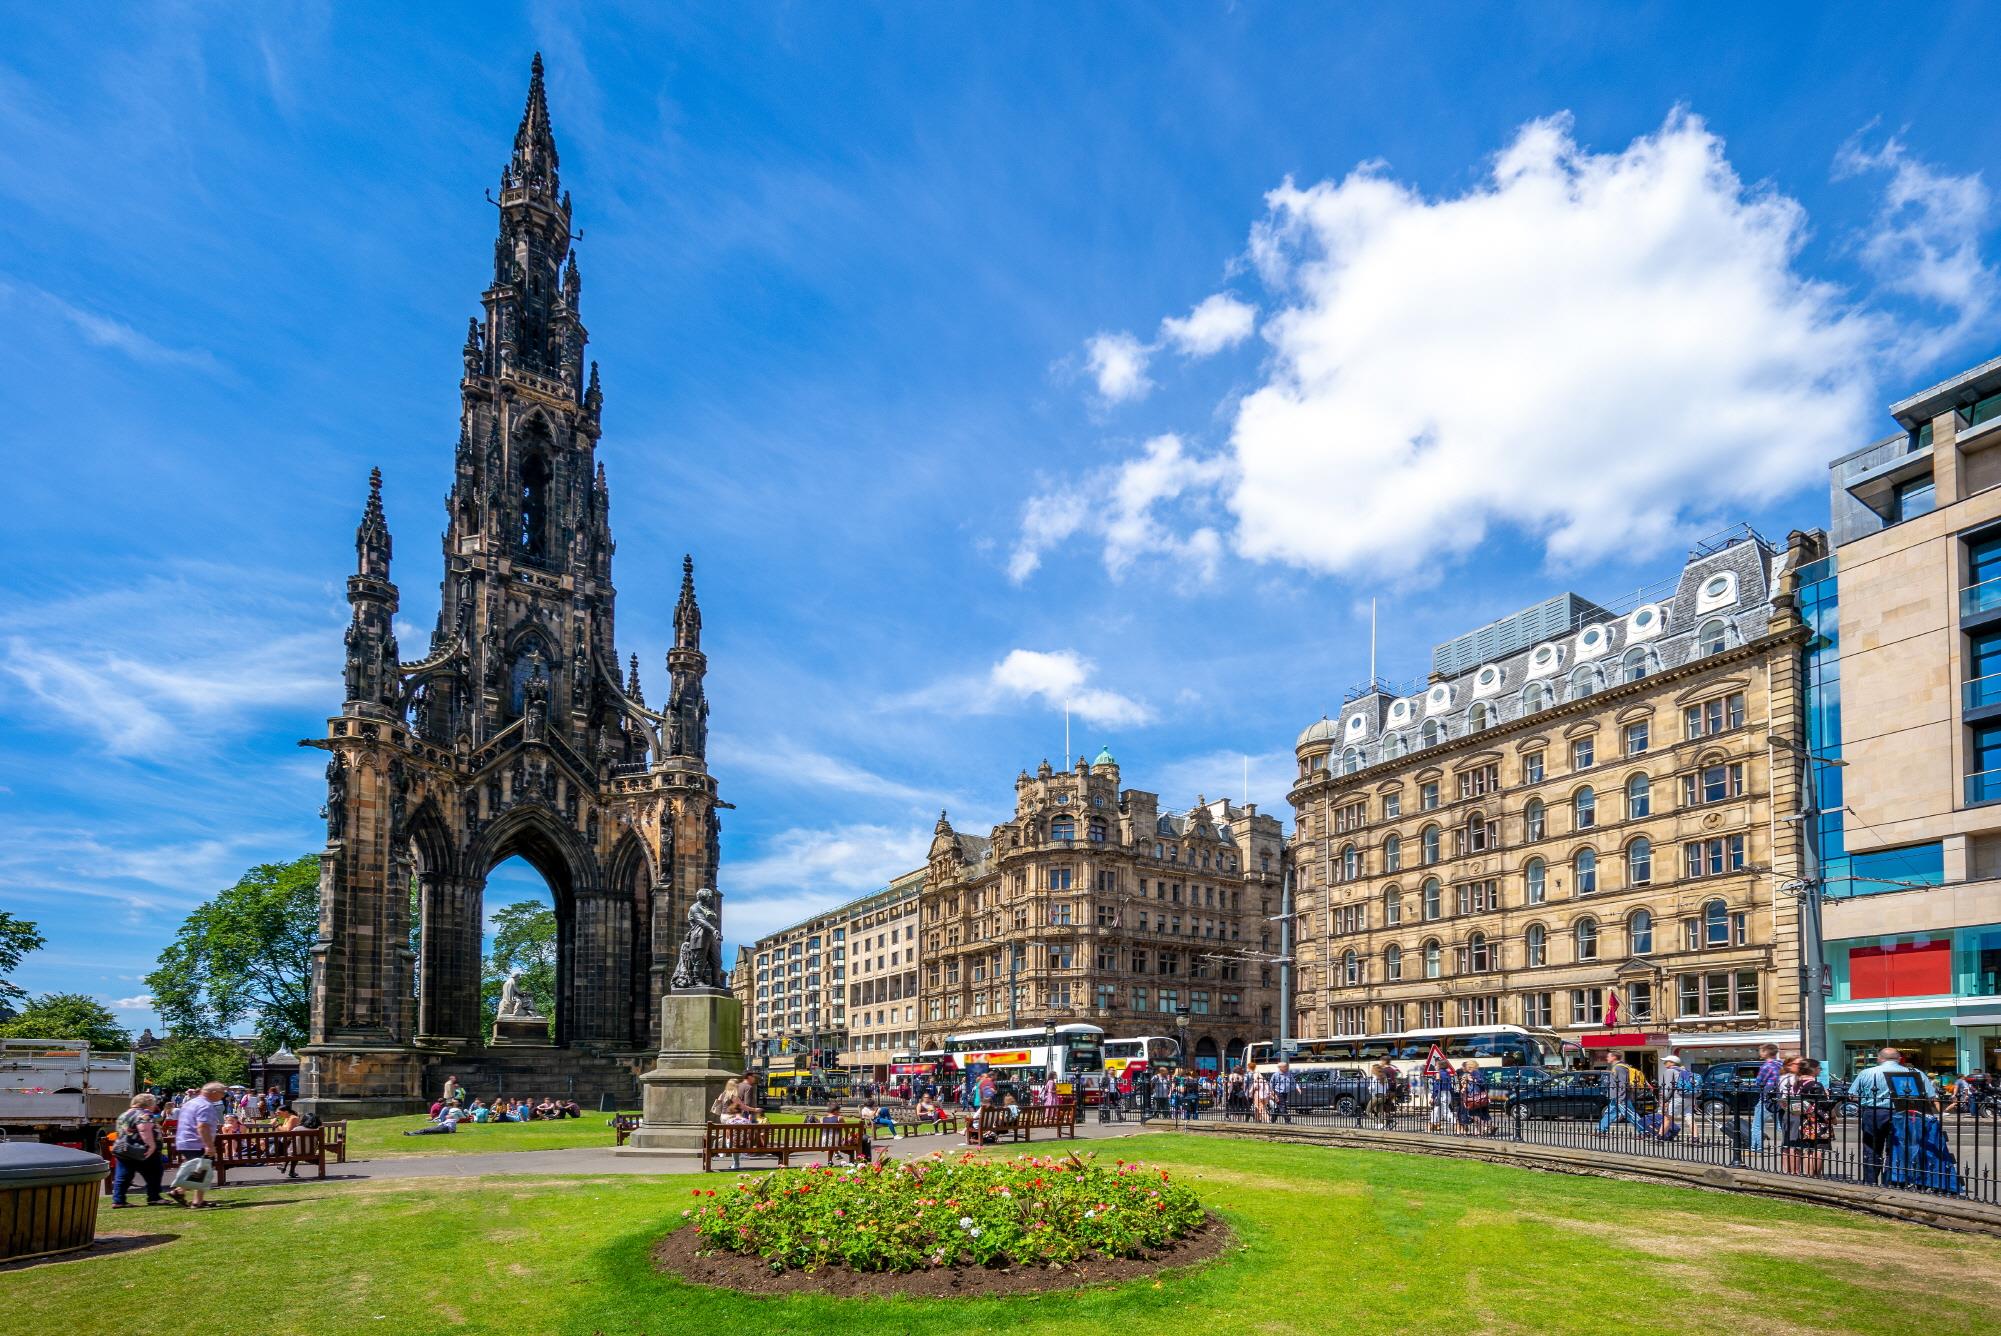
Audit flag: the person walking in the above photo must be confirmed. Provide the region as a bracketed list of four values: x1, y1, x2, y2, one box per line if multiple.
[1422, 1045, 1455, 1131]
[168, 1080, 226, 1208]
[1457, 1062, 1492, 1137]
[1848, 1047, 1939, 1186]
[1780, 1057, 1833, 1177]
[1250, 1068, 1273, 1123]
[1269, 1062, 1297, 1124]
[1366, 1056, 1398, 1129]
[109, 1092, 166, 1208]
[1747, 1043, 1783, 1153]
[1658, 1054, 1697, 1143]
[1595, 1052, 1645, 1135]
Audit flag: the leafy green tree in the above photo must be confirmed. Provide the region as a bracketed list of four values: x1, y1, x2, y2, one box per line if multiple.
[481, 899, 557, 1040]
[146, 856, 318, 1052]
[0, 992, 131, 1048]
[136, 1034, 250, 1093]
[0, 910, 46, 1014]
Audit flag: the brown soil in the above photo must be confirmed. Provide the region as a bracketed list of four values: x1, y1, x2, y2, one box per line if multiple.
[652, 1212, 1235, 1298]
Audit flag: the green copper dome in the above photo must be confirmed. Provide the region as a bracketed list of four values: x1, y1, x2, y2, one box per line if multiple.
[1092, 746, 1116, 767]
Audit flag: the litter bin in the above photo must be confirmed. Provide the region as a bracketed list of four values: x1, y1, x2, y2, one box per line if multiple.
[0, 1141, 110, 1260]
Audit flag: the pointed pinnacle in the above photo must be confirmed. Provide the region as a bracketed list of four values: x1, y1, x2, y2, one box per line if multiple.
[681, 554, 695, 592]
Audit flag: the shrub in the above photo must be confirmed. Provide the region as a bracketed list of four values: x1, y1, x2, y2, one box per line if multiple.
[685, 1151, 1204, 1273]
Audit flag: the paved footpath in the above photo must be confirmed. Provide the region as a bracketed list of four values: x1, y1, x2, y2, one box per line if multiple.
[225, 1117, 1156, 1186]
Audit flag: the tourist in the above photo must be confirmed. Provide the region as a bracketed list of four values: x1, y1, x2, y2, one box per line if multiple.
[220, 1111, 245, 1136]
[1781, 1057, 1833, 1177]
[469, 1099, 491, 1123]
[1366, 1056, 1399, 1129]
[1268, 1062, 1296, 1123]
[1749, 1043, 1783, 1153]
[1658, 1054, 1697, 1143]
[1250, 1068, 1273, 1123]
[443, 1075, 464, 1107]
[712, 1078, 744, 1122]
[536, 1096, 559, 1120]
[168, 1080, 226, 1209]
[1423, 1045, 1455, 1130]
[110, 1092, 166, 1208]
[1849, 1047, 1938, 1186]
[1595, 1052, 1645, 1135]
[1457, 1062, 1492, 1136]
[871, 1099, 899, 1141]
[405, 1102, 467, 1136]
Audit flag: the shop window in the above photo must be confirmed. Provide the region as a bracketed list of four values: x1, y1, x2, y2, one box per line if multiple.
[1848, 940, 1952, 999]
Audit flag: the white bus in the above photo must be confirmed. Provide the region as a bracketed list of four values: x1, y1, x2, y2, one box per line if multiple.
[1101, 1035, 1180, 1080]
[944, 1023, 1106, 1094]
[1247, 1025, 1576, 1077]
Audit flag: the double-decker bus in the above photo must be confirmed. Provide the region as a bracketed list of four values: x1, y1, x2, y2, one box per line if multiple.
[944, 1024, 1105, 1097]
[1101, 1035, 1181, 1080]
[1247, 1025, 1575, 1076]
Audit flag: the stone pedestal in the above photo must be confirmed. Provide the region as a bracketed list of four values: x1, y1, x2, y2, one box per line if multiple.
[490, 1014, 555, 1047]
[617, 989, 743, 1156]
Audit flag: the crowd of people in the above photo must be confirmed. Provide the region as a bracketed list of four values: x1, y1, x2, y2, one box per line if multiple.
[404, 1077, 583, 1135]
[108, 1080, 320, 1211]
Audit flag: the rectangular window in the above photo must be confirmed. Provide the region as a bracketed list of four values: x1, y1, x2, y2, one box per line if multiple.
[1572, 737, 1595, 770]
[1158, 988, 1179, 1014]
[1048, 867, 1073, 890]
[1419, 1000, 1445, 1029]
[1629, 981, 1653, 1021]
[1523, 751, 1545, 784]
[1050, 902, 1073, 926]
[1457, 996, 1498, 1026]
[1891, 473, 1937, 524]
[1381, 1002, 1408, 1032]
[1382, 791, 1402, 820]
[1455, 879, 1498, 914]
[1421, 781, 1440, 811]
[1192, 990, 1212, 1016]
[1524, 992, 1551, 1028]
[1624, 721, 1649, 755]
[1458, 765, 1499, 800]
[1684, 692, 1747, 739]
[1570, 988, 1603, 1025]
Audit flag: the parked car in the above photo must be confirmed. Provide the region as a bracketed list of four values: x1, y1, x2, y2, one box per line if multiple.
[1694, 1061, 1767, 1119]
[1291, 1067, 1372, 1115]
[1507, 1070, 1657, 1123]
[1480, 1065, 1554, 1111]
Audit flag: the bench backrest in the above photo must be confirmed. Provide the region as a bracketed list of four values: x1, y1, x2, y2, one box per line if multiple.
[706, 1122, 868, 1149]
[215, 1128, 323, 1161]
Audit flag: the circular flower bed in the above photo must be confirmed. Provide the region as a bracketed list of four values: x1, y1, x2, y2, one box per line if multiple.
[682, 1151, 1206, 1275]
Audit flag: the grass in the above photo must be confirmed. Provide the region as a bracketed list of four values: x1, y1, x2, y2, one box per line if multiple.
[8, 1134, 2000, 1335]
[343, 1114, 627, 1159]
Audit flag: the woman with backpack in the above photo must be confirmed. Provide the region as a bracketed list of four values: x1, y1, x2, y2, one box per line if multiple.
[1456, 1061, 1492, 1136]
[1658, 1054, 1698, 1143]
[109, 1092, 166, 1207]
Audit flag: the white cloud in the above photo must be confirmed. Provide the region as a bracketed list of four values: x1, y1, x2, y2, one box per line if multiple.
[898, 648, 1155, 728]
[1838, 134, 1994, 353]
[711, 737, 949, 806]
[1029, 109, 1998, 582]
[1009, 434, 1228, 583]
[112, 994, 155, 1010]
[1159, 292, 1256, 356]
[1084, 331, 1152, 403]
[722, 823, 932, 942]
[1, 281, 223, 374]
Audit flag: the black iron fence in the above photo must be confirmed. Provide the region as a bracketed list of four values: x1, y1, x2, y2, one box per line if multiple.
[1126, 1072, 1997, 1205]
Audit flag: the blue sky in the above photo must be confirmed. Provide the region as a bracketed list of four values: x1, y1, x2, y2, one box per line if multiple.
[5, 4, 2000, 1036]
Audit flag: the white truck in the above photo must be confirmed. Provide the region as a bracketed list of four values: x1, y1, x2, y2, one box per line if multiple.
[0, 1039, 136, 1145]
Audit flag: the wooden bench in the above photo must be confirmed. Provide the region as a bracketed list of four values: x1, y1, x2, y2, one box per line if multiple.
[163, 1118, 347, 1165]
[212, 1128, 326, 1184]
[890, 1109, 959, 1136]
[609, 1113, 641, 1147]
[701, 1121, 871, 1172]
[965, 1104, 1078, 1146]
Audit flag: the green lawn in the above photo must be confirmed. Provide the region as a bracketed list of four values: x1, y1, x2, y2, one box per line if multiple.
[9, 1134, 1999, 1335]
[343, 1113, 629, 1159]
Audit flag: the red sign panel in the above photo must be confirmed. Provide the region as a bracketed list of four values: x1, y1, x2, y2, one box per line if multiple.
[1849, 941, 1950, 1000]
[1580, 1032, 1665, 1049]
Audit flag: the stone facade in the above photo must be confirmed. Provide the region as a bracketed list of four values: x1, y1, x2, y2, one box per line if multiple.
[1288, 530, 1814, 1072]
[841, 871, 924, 1076]
[920, 753, 1285, 1070]
[299, 57, 722, 1114]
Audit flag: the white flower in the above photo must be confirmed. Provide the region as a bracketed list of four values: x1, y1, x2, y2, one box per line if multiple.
[969, 1227, 983, 1238]
[1085, 1209, 1096, 1218]
[959, 1216, 975, 1229]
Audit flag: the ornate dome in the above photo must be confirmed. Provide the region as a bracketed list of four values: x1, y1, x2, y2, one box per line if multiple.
[1295, 716, 1340, 749]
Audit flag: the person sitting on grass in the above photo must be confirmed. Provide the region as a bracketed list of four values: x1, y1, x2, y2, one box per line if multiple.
[536, 1097, 559, 1120]
[469, 1099, 491, 1123]
[404, 1103, 467, 1136]
[559, 1099, 581, 1119]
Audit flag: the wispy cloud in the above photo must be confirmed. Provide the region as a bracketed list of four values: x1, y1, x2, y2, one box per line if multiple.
[712, 737, 954, 807]
[3, 280, 225, 375]
[897, 648, 1155, 728]
[1084, 331, 1152, 403]
[722, 823, 932, 944]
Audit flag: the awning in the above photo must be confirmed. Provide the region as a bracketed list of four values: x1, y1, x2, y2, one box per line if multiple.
[1579, 1031, 1667, 1049]
[1668, 1029, 1800, 1048]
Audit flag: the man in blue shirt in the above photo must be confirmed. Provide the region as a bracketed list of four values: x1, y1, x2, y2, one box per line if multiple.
[1848, 1047, 1938, 1186]
[1750, 1043, 1783, 1152]
[1596, 1052, 1646, 1134]
[1269, 1063, 1297, 1124]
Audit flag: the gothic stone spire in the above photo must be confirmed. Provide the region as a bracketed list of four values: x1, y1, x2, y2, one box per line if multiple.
[343, 468, 400, 714]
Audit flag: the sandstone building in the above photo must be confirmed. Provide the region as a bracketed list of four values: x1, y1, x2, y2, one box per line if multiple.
[1287, 530, 1816, 1076]
[921, 753, 1286, 1071]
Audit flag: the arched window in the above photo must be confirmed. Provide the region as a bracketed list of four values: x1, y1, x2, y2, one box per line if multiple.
[1525, 922, 1547, 967]
[1421, 877, 1442, 921]
[518, 451, 553, 561]
[1525, 798, 1546, 841]
[1462, 809, 1493, 853]
[1570, 665, 1600, 699]
[1525, 857, 1547, 904]
[1342, 949, 1361, 986]
[1383, 733, 1408, 759]
[1621, 646, 1657, 682]
[1698, 619, 1729, 656]
[1421, 719, 1444, 749]
[1341, 747, 1362, 775]
[1340, 844, 1360, 882]
[1523, 681, 1553, 714]
[1423, 939, 1442, 979]
[1626, 772, 1651, 819]
[1626, 837, 1652, 886]
[1575, 917, 1599, 961]
[1382, 887, 1402, 925]
[1704, 898, 1730, 947]
[1575, 848, 1598, 894]
[1384, 944, 1403, 980]
[1468, 701, 1493, 731]
[1383, 834, 1402, 873]
[1574, 786, 1596, 829]
[1629, 908, 1654, 955]
[1050, 817, 1074, 842]
[1087, 818, 1107, 843]
[1464, 931, 1492, 972]
[1421, 825, 1442, 865]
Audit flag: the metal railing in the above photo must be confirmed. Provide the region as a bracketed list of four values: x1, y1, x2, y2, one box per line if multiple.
[1964, 575, 2001, 619]
[1129, 1073, 1999, 1206]
[1967, 768, 2001, 806]
[1967, 673, 2001, 712]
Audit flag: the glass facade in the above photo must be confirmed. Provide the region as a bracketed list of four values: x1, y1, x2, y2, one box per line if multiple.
[1799, 555, 1852, 896]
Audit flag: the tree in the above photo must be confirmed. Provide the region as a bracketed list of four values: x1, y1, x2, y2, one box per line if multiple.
[0, 910, 46, 1014]
[136, 1035, 249, 1094]
[481, 899, 557, 1040]
[0, 992, 131, 1048]
[146, 856, 318, 1052]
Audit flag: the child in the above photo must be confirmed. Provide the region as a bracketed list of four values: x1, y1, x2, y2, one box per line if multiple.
[871, 1099, 899, 1141]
